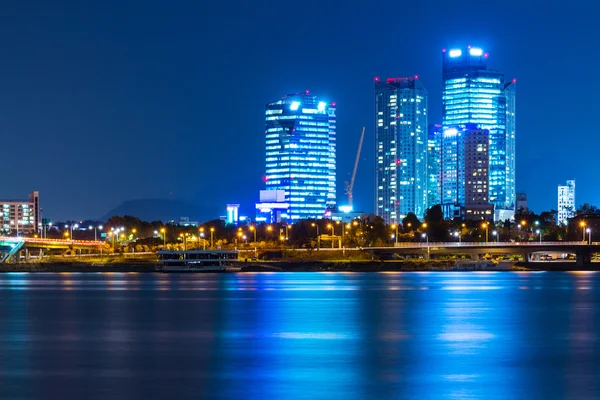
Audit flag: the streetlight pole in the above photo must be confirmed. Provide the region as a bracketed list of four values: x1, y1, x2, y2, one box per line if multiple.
[311, 222, 320, 250]
[492, 230, 498, 243]
[536, 229, 541, 244]
[391, 224, 398, 245]
[580, 221, 586, 242]
[210, 227, 215, 249]
[482, 222, 489, 244]
[587, 228, 591, 245]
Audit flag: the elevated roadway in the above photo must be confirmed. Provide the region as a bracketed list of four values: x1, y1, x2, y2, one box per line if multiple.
[364, 241, 600, 265]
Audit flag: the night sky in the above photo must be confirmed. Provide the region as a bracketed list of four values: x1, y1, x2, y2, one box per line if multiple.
[1, 0, 598, 220]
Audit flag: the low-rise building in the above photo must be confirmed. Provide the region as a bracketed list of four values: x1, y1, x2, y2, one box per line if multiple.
[0, 191, 40, 235]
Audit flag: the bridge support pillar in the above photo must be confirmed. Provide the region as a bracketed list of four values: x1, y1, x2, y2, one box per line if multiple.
[576, 250, 592, 267]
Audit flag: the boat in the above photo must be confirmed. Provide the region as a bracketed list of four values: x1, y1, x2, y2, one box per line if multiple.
[452, 260, 517, 271]
[156, 249, 240, 272]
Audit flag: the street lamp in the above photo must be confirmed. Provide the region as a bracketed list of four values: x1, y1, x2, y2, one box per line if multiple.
[88, 225, 103, 241]
[311, 222, 320, 250]
[454, 231, 461, 243]
[391, 224, 398, 244]
[580, 221, 586, 242]
[492, 230, 498, 243]
[266, 225, 273, 240]
[481, 222, 489, 243]
[327, 223, 335, 248]
[536, 229, 541, 244]
[210, 227, 215, 248]
[286, 224, 292, 240]
[249, 225, 256, 243]
[160, 228, 166, 247]
[586, 228, 591, 245]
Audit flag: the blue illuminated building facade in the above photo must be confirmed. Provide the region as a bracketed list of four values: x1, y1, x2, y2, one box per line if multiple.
[375, 77, 428, 223]
[442, 47, 516, 220]
[427, 124, 442, 208]
[262, 92, 336, 221]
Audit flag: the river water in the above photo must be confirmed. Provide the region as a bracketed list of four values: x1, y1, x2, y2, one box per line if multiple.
[1, 272, 599, 399]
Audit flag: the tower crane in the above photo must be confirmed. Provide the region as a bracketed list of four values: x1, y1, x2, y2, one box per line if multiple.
[345, 126, 365, 209]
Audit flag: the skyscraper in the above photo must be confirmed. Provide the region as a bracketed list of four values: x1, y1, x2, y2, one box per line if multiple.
[261, 91, 336, 221]
[442, 47, 516, 220]
[557, 180, 576, 225]
[463, 128, 493, 220]
[427, 124, 442, 208]
[375, 77, 428, 223]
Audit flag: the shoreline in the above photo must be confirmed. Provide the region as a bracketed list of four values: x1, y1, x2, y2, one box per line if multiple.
[0, 260, 598, 273]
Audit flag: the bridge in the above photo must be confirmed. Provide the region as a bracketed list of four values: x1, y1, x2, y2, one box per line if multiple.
[364, 241, 600, 266]
[0, 237, 105, 263]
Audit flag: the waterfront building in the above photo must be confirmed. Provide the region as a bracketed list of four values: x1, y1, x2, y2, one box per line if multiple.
[464, 128, 493, 220]
[255, 190, 289, 223]
[558, 180, 576, 225]
[260, 92, 336, 221]
[375, 76, 428, 223]
[442, 47, 516, 221]
[0, 191, 40, 235]
[516, 192, 528, 212]
[427, 124, 442, 209]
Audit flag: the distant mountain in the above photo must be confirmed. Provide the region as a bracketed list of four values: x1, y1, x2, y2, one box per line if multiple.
[99, 198, 221, 223]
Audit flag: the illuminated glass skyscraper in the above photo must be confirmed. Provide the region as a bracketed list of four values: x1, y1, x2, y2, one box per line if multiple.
[427, 124, 442, 208]
[375, 77, 428, 223]
[442, 47, 516, 220]
[263, 92, 336, 221]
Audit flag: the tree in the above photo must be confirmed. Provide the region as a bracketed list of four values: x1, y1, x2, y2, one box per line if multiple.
[402, 213, 420, 232]
[424, 205, 449, 242]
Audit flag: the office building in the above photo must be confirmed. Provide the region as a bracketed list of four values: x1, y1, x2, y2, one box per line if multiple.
[442, 47, 516, 220]
[0, 191, 40, 234]
[260, 92, 336, 221]
[464, 128, 493, 220]
[558, 180, 576, 225]
[516, 192, 528, 212]
[226, 204, 240, 225]
[375, 76, 428, 223]
[427, 124, 442, 208]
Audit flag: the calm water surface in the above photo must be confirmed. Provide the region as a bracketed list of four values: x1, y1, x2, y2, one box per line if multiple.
[1, 272, 600, 399]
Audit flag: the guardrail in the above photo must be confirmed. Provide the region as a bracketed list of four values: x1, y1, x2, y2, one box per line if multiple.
[392, 241, 597, 248]
[0, 236, 105, 247]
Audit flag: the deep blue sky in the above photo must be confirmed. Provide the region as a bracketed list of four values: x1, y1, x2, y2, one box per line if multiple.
[1, 0, 598, 220]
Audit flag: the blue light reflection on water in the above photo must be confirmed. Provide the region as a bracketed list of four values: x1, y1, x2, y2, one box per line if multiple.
[1, 272, 600, 399]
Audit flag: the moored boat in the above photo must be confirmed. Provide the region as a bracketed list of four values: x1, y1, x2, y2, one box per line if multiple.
[156, 249, 240, 272]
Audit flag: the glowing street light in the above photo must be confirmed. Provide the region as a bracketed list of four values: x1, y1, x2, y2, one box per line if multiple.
[580, 221, 587, 242]
[248, 225, 257, 243]
[492, 230, 498, 243]
[586, 228, 592, 245]
[210, 227, 215, 248]
[536, 229, 541, 244]
[160, 228, 166, 247]
[391, 224, 398, 244]
[481, 222, 489, 243]
[88, 225, 103, 241]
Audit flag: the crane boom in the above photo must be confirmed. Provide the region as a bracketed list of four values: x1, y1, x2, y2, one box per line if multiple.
[346, 126, 365, 208]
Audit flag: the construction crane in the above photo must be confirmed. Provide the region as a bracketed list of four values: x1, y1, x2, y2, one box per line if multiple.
[345, 126, 365, 209]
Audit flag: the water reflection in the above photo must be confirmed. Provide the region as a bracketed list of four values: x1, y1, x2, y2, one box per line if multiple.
[0, 272, 599, 399]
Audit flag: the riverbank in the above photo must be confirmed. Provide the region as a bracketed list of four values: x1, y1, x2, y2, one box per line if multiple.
[2, 259, 598, 272]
